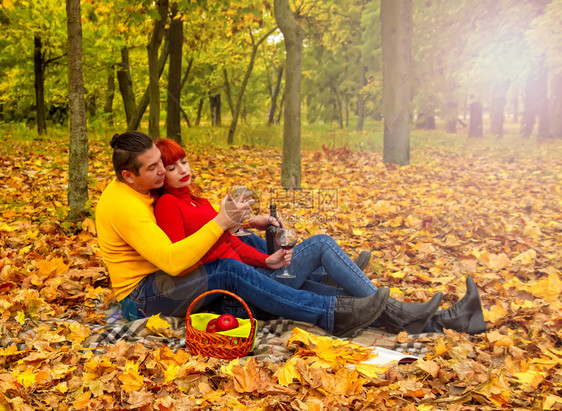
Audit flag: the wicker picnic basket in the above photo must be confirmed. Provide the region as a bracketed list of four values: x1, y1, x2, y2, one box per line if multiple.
[185, 289, 257, 360]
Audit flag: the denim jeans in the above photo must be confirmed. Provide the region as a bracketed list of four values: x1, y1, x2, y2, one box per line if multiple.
[238, 231, 348, 290]
[259, 234, 379, 297]
[126, 257, 336, 332]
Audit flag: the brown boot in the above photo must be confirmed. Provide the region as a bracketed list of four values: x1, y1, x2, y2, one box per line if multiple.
[333, 288, 389, 338]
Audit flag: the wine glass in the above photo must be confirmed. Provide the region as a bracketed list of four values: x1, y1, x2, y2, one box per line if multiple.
[275, 228, 297, 279]
[228, 186, 259, 236]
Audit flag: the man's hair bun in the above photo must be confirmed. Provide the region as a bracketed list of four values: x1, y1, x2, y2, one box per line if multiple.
[110, 134, 120, 149]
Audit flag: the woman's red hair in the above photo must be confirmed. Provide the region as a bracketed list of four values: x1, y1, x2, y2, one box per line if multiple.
[155, 138, 186, 167]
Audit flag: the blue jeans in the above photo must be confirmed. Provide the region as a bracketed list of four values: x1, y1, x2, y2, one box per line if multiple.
[238, 231, 348, 290]
[126, 258, 336, 332]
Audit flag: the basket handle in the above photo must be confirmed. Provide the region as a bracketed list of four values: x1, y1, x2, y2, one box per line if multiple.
[186, 289, 256, 336]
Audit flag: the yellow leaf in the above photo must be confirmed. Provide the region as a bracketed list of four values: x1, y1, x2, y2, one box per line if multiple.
[118, 361, 144, 393]
[405, 215, 422, 229]
[512, 370, 545, 390]
[512, 249, 536, 265]
[484, 301, 508, 323]
[55, 382, 68, 393]
[0, 222, 16, 232]
[528, 273, 562, 303]
[36, 257, 69, 277]
[68, 323, 91, 344]
[163, 362, 181, 384]
[12, 369, 36, 388]
[275, 358, 302, 385]
[390, 271, 405, 279]
[388, 216, 403, 228]
[543, 395, 562, 410]
[18, 245, 32, 255]
[417, 359, 440, 377]
[355, 363, 389, 378]
[146, 314, 172, 335]
[352, 228, 364, 236]
[474, 373, 511, 407]
[15, 311, 26, 325]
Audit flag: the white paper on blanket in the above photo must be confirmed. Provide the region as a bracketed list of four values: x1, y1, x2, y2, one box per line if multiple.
[362, 346, 418, 366]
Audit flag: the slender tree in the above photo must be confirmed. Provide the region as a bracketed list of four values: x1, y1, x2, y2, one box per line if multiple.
[148, 0, 169, 138]
[381, 0, 412, 165]
[66, 0, 89, 222]
[34, 35, 47, 134]
[227, 27, 277, 144]
[166, 2, 183, 143]
[117, 47, 136, 125]
[103, 66, 115, 125]
[274, 0, 304, 189]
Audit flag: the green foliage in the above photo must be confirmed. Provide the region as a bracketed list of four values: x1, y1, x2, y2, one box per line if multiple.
[0, 0, 561, 141]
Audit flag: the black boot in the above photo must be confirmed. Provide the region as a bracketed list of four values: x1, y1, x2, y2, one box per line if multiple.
[432, 276, 486, 334]
[333, 287, 390, 338]
[377, 292, 443, 334]
[353, 251, 371, 272]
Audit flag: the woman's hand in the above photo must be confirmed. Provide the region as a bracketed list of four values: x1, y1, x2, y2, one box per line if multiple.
[265, 248, 292, 269]
[213, 195, 253, 231]
[248, 213, 286, 230]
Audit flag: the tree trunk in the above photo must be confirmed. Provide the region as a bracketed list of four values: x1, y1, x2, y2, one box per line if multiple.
[274, 0, 304, 189]
[223, 68, 235, 118]
[148, 0, 169, 138]
[227, 27, 277, 144]
[330, 81, 343, 129]
[356, 65, 366, 131]
[381, 0, 412, 165]
[344, 95, 349, 128]
[468, 100, 483, 137]
[512, 82, 519, 123]
[276, 91, 284, 125]
[34, 35, 47, 134]
[196, 97, 203, 126]
[117, 47, 136, 125]
[166, 2, 182, 143]
[445, 100, 457, 133]
[415, 112, 435, 129]
[66, 0, 89, 222]
[127, 40, 169, 131]
[209, 94, 221, 126]
[490, 80, 510, 139]
[268, 65, 284, 125]
[550, 73, 562, 139]
[536, 66, 549, 140]
[103, 66, 115, 125]
[520, 63, 548, 139]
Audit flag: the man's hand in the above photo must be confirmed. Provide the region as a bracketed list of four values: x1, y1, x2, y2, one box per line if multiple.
[265, 248, 292, 269]
[248, 213, 286, 231]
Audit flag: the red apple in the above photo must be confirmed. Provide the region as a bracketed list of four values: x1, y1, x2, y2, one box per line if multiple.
[205, 318, 218, 333]
[216, 314, 239, 331]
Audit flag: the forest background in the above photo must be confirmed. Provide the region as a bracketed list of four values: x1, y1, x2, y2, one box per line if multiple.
[0, 0, 562, 409]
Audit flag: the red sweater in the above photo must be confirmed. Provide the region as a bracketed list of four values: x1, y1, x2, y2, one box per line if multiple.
[154, 186, 268, 271]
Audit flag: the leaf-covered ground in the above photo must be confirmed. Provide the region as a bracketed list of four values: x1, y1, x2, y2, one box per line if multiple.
[0, 133, 561, 410]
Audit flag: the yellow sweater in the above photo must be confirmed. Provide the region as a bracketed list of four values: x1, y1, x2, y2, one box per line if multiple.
[95, 179, 224, 301]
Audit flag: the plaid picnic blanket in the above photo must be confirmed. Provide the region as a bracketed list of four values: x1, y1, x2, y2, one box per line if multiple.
[82, 305, 439, 361]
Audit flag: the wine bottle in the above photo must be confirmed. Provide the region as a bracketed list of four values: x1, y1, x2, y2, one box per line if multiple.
[266, 204, 280, 254]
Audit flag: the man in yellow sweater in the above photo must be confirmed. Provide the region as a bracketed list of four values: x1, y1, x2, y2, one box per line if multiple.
[95, 131, 391, 337]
